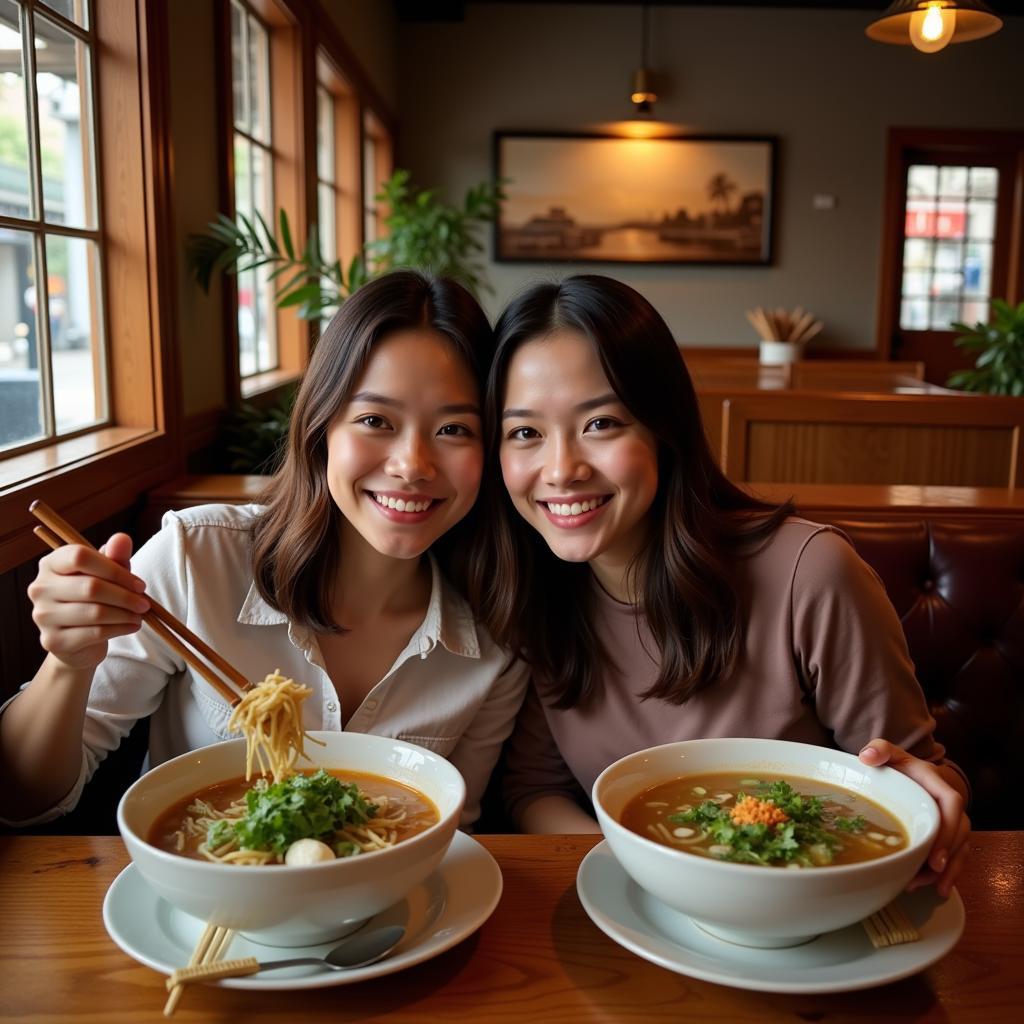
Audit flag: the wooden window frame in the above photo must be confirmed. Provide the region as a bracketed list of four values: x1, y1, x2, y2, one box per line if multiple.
[315, 52, 362, 273]
[210, 0, 394, 409]
[876, 127, 1024, 382]
[0, 0, 180, 575]
[217, 0, 311, 402]
[362, 107, 393, 245]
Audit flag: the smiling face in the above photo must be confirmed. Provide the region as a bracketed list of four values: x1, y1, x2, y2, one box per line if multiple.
[326, 327, 483, 561]
[499, 329, 660, 591]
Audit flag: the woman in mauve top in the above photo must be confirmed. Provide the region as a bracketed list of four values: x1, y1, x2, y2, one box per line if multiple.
[466, 274, 970, 896]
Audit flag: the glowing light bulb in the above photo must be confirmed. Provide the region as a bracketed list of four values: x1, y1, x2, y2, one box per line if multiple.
[908, 3, 956, 53]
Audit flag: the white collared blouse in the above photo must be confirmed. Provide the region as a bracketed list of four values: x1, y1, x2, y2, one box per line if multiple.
[12, 504, 527, 827]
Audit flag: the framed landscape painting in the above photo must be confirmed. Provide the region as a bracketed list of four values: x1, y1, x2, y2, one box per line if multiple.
[494, 132, 776, 265]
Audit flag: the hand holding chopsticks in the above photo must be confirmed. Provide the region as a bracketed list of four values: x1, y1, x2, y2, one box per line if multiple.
[29, 500, 251, 707]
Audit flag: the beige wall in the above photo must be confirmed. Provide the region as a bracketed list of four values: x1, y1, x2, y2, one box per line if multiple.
[319, 0, 398, 110]
[395, 3, 1024, 350]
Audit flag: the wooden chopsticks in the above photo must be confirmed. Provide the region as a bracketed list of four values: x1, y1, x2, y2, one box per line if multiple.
[29, 500, 251, 707]
[746, 305, 824, 346]
[861, 900, 920, 948]
[163, 923, 236, 1016]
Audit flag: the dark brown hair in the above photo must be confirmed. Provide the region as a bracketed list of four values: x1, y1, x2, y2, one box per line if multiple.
[467, 275, 793, 709]
[252, 270, 493, 631]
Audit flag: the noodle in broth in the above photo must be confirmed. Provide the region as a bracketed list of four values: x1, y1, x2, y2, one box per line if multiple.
[149, 671, 438, 864]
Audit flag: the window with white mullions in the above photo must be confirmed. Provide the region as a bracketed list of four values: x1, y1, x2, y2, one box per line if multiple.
[230, 0, 276, 379]
[0, 0, 106, 454]
[900, 164, 998, 332]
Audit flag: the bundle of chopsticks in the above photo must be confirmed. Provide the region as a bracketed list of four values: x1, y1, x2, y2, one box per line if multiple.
[746, 306, 824, 346]
[861, 899, 920, 949]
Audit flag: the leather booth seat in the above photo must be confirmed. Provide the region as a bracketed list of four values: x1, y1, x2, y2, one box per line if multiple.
[829, 517, 1024, 829]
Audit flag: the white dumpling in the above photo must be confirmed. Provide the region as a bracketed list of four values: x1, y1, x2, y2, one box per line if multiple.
[284, 838, 336, 865]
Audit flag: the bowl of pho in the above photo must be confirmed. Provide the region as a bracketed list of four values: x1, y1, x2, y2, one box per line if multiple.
[118, 730, 465, 947]
[593, 737, 940, 948]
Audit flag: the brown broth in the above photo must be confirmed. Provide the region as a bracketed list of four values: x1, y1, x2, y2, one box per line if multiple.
[619, 772, 907, 867]
[148, 768, 438, 861]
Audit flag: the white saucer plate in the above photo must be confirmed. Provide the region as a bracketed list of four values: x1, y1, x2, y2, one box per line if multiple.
[102, 830, 502, 991]
[576, 840, 965, 994]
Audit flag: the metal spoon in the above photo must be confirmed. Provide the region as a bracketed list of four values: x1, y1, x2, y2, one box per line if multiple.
[254, 924, 406, 974]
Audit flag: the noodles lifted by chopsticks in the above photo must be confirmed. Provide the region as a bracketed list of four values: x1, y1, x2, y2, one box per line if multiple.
[228, 669, 322, 783]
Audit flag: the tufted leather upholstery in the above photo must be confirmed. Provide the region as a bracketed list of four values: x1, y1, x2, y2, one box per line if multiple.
[828, 517, 1024, 829]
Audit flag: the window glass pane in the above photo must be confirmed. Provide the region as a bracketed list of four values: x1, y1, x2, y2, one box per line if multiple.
[0, 225, 43, 447]
[363, 134, 376, 243]
[317, 85, 333, 183]
[932, 267, 962, 298]
[233, 134, 251, 221]
[967, 199, 995, 241]
[901, 269, 930, 296]
[318, 182, 336, 263]
[0, 0, 34, 218]
[900, 297, 929, 331]
[903, 237, 933, 269]
[247, 12, 270, 145]
[930, 299, 958, 331]
[236, 140, 276, 377]
[34, 12, 96, 229]
[251, 139, 270, 231]
[961, 299, 989, 325]
[46, 232, 103, 431]
[251, 143, 275, 373]
[237, 265, 256, 378]
[969, 166, 997, 199]
[963, 241, 992, 298]
[907, 164, 937, 198]
[38, 1, 87, 29]
[230, 0, 247, 133]
[904, 198, 935, 239]
[254, 260, 275, 373]
[935, 200, 965, 240]
[937, 165, 968, 198]
[317, 84, 333, 183]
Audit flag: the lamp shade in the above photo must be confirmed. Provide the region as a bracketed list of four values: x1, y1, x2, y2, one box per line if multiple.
[866, 0, 1003, 46]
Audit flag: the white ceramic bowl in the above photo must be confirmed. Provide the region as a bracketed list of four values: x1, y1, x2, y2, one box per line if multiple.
[118, 731, 465, 947]
[593, 738, 940, 948]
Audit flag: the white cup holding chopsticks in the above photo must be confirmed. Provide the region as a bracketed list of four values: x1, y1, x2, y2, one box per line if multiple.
[758, 339, 800, 365]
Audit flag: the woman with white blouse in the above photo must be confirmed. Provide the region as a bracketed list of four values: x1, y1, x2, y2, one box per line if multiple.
[0, 271, 527, 828]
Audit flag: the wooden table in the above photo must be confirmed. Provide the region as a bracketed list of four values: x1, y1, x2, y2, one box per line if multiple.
[1, 833, 1020, 1022]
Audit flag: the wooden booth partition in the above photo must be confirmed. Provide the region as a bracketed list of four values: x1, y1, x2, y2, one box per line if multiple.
[689, 359, 932, 462]
[720, 392, 1024, 487]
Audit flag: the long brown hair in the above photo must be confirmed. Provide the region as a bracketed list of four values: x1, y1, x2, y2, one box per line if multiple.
[467, 275, 793, 709]
[252, 270, 493, 631]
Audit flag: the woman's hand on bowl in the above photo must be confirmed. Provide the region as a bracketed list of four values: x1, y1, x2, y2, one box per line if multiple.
[858, 739, 970, 898]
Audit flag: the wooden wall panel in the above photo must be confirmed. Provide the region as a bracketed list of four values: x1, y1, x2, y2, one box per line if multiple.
[722, 393, 1024, 488]
[745, 423, 1015, 486]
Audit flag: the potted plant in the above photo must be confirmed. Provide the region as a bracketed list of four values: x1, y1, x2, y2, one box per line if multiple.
[187, 170, 504, 470]
[188, 169, 504, 320]
[947, 299, 1024, 396]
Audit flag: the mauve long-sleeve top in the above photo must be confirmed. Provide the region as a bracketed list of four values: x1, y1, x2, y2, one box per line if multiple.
[503, 519, 958, 823]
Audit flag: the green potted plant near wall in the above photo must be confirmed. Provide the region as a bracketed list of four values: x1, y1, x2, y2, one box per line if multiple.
[188, 170, 503, 471]
[947, 299, 1024, 396]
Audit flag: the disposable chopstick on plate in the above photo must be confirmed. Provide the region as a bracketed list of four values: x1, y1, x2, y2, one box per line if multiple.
[163, 923, 236, 1016]
[29, 501, 250, 707]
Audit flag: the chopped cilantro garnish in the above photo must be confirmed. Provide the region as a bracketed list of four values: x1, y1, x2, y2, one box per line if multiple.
[832, 815, 867, 833]
[668, 781, 851, 866]
[206, 769, 377, 856]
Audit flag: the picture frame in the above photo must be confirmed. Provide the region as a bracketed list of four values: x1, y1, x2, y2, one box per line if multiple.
[493, 132, 776, 266]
